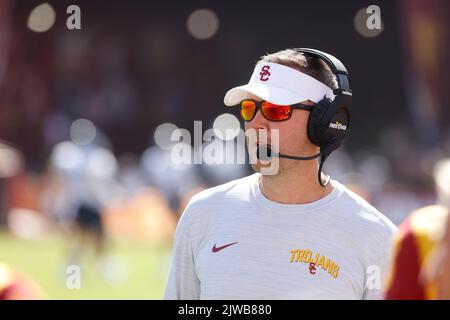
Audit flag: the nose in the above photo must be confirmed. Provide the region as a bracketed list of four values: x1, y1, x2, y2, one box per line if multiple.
[247, 107, 270, 131]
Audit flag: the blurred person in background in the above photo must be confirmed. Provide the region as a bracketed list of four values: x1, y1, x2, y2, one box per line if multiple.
[0, 141, 24, 226]
[425, 213, 450, 299]
[141, 145, 202, 213]
[42, 139, 121, 280]
[385, 158, 450, 299]
[72, 203, 105, 262]
[422, 159, 450, 300]
[164, 48, 397, 300]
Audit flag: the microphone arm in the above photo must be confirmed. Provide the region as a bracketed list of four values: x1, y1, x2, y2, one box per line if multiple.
[256, 145, 330, 186]
[276, 152, 322, 161]
[256, 145, 322, 161]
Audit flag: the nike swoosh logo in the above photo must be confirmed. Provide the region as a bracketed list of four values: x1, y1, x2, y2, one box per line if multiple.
[212, 242, 238, 253]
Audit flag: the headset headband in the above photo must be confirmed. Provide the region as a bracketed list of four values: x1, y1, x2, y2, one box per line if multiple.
[293, 48, 352, 92]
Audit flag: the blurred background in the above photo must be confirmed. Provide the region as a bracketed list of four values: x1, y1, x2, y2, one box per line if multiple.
[0, 0, 449, 299]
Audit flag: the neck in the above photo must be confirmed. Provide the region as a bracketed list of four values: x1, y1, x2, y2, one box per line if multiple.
[258, 160, 333, 205]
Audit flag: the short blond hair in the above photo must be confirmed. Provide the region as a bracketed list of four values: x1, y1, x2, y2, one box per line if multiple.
[257, 49, 338, 90]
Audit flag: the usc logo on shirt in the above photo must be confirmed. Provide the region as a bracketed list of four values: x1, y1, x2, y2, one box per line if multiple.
[290, 249, 340, 279]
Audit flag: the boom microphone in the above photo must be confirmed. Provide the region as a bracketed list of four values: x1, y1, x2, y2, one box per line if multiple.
[256, 145, 322, 161]
[256, 144, 330, 186]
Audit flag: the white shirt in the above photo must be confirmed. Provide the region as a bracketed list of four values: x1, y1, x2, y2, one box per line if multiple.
[164, 173, 398, 300]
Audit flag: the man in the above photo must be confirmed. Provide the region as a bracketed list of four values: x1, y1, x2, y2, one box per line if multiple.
[429, 212, 450, 299]
[384, 204, 448, 299]
[164, 48, 397, 299]
[385, 158, 450, 299]
[429, 158, 450, 300]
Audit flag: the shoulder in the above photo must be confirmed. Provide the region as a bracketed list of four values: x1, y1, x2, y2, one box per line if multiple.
[190, 173, 256, 204]
[181, 173, 256, 219]
[332, 180, 398, 242]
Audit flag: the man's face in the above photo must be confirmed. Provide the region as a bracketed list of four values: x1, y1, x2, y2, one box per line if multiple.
[243, 94, 319, 175]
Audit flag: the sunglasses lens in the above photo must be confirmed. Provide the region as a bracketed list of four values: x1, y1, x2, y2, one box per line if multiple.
[240, 100, 256, 121]
[262, 102, 291, 121]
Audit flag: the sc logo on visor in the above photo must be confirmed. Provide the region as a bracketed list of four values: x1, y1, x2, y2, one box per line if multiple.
[259, 65, 271, 81]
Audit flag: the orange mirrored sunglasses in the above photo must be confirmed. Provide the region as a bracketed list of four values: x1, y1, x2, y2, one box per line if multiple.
[239, 99, 313, 122]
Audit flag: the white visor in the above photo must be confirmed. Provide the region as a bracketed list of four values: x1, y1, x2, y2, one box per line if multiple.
[223, 62, 335, 106]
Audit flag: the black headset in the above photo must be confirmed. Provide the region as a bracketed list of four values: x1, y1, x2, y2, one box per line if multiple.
[292, 48, 352, 185]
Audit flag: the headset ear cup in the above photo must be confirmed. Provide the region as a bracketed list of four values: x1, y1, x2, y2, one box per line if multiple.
[307, 99, 331, 146]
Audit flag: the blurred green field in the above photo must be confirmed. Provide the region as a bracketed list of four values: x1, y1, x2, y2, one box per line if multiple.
[0, 232, 172, 299]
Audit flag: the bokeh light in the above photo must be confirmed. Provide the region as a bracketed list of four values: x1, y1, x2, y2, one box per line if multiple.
[87, 147, 118, 179]
[213, 113, 241, 141]
[153, 122, 179, 150]
[70, 119, 97, 146]
[186, 9, 219, 40]
[0, 143, 23, 178]
[27, 3, 56, 33]
[354, 7, 384, 38]
[51, 141, 84, 172]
